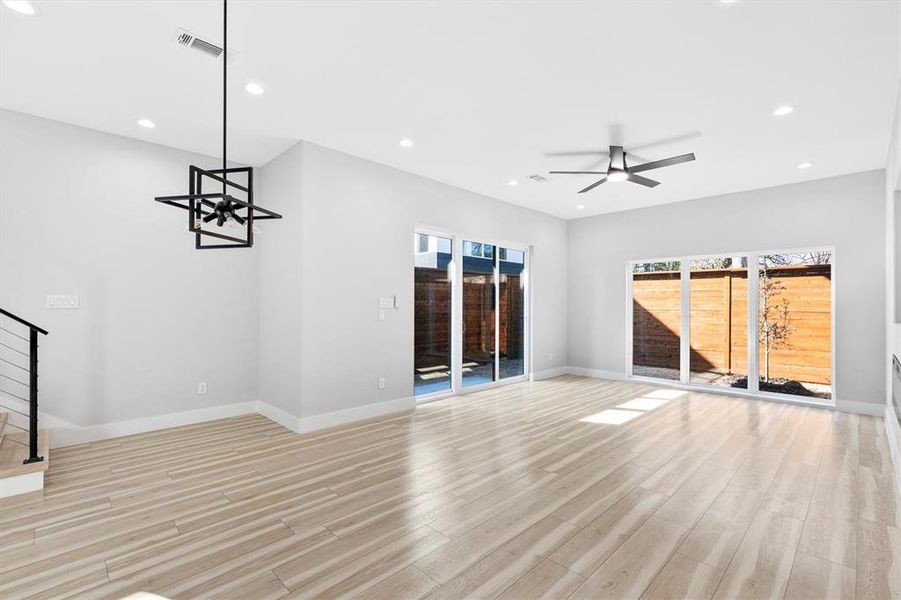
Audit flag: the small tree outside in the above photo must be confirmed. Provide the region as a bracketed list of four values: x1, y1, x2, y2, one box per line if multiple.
[759, 258, 792, 382]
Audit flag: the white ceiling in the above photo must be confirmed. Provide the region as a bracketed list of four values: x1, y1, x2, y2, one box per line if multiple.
[1, 1, 897, 219]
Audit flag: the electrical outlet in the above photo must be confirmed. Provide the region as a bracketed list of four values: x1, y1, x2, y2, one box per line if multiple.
[378, 377, 385, 390]
[378, 309, 386, 321]
[548, 353, 554, 361]
[198, 382, 208, 394]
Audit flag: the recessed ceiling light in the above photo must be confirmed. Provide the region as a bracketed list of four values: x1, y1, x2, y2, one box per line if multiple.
[720, 0, 738, 4]
[797, 162, 813, 169]
[244, 82, 264, 95]
[507, 179, 518, 187]
[137, 118, 156, 129]
[2, 1, 36, 15]
[773, 105, 795, 117]
[576, 204, 585, 209]
[399, 138, 413, 148]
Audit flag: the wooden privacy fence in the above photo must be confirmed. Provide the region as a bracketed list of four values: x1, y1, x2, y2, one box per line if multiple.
[632, 265, 831, 385]
[414, 269, 524, 367]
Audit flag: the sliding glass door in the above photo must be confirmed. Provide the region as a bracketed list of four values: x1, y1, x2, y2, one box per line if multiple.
[629, 247, 833, 403]
[499, 248, 526, 379]
[462, 241, 496, 387]
[689, 256, 748, 388]
[414, 231, 529, 399]
[757, 252, 832, 399]
[413, 233, 453, 396]
[631, 260, 682, 381]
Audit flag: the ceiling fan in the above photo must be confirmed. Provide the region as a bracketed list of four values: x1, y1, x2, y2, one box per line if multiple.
[550, 145, 695, 193]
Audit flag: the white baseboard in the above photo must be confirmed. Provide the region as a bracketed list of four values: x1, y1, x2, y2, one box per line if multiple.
[531, 367, 571, 381]
[566, 366, 629, 382]
[50, 401, 258, 447]
[45, 395, 416, 448]
[835, 398, 886, 416]
[0, 470, 43, 498]
[32, 369, 889, 450]
[296, 396, 416, 433]
[885, 403, 901, 497]
[256, 401, 302, 432]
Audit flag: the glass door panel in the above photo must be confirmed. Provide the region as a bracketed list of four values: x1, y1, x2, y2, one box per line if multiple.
[462, 240, 496, 387]
[499, 247, 525, 379]
[757, 252, 832, 399]
[413, 233, 453, 396]
[632, 260, 681, 381]
[689, 256, 749, 388]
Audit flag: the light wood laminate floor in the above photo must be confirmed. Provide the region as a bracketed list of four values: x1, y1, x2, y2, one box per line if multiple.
[1, 376, 899, 599]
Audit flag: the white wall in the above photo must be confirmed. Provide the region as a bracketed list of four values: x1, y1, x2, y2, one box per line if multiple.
[882, 2, 901, 488]
[568, 170, 886, 407]
[0, 110, 259, 426]
[257, 142, 305, 419]
[257, 141, 569, 420]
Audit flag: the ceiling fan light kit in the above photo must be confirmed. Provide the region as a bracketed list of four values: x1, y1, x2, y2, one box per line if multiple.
[550, 145, 696, 194]
[154, 0, 282, 249]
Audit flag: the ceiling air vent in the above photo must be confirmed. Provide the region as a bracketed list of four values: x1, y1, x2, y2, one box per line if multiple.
[173, 28, 238, 62]
[528, 174, 548, 183]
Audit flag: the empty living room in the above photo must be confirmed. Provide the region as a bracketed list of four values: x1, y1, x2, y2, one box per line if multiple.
[1, 1, 900, 598]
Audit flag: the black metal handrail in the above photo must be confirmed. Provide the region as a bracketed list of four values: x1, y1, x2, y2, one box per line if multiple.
[0, 308, 49, 336]
[0, 308, 48, 464]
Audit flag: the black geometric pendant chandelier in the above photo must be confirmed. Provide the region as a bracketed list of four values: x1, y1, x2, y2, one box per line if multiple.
[155, 0, 282, 249]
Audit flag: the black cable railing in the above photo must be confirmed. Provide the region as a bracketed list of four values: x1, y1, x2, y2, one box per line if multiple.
[0, 308, 48, 464]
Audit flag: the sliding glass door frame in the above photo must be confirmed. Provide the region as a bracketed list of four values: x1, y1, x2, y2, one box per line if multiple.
[626, 245, 836, 408]
[414, 226, 531, 403]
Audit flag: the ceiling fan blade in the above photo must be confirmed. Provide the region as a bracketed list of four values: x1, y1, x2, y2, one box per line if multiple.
[230, 211, 246, 225]
[628, 132, 701, 153]
[578, 177, 608, 193]
[628, 153, 695, 174]
[549, 171, 607, 175]
[628, 173, 660, 188]
[202, 212, 219, 223]
[545, 150, 610, 157]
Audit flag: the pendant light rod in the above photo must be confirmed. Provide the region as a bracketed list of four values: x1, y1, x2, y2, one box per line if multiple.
[222, 0, 227, 195]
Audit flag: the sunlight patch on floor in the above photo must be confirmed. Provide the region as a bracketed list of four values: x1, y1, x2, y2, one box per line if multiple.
[580, 388, 687, 425]
[580, 409, 642, 425]
[643, 389, 687, 400]
[617, 397, 670, 411]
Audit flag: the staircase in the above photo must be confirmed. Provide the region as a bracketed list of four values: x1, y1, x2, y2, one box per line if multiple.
[0, 308, 49, 498]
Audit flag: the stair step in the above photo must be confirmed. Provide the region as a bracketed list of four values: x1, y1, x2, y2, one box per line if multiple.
[0, 429, 49, 478]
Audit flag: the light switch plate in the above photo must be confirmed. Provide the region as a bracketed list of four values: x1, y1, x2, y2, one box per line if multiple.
[378, 295, 397, 309]
[46, 295, 79, 309]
